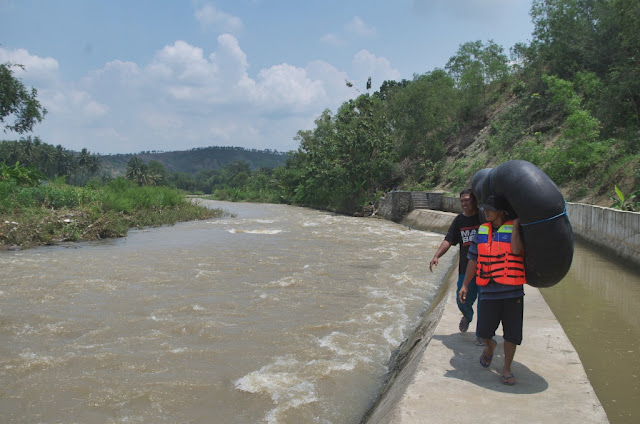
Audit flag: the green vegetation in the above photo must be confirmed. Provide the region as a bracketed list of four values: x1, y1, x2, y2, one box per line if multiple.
[611, 185, 640, 211]
[0, 167, 229, 248]
[196, 0, 639, 213]
[2, 0, 639, 244]
[0, 62, 47, 134]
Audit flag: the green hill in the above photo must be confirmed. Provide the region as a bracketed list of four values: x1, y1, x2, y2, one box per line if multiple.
[99, 146, 288, 177]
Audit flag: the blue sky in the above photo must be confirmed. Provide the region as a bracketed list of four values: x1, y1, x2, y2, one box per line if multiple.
[1, 0, 534, 154]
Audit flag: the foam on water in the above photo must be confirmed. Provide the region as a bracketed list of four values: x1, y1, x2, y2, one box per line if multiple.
[0, 200, 452, 424]
[227, 228, 284, 234]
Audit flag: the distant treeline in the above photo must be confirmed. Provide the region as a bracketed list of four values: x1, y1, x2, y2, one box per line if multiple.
[104, 145, 287, 157]
[0, 137, 101, 186]
[0, 138, 289, 195]
[99, 145, 289, 177]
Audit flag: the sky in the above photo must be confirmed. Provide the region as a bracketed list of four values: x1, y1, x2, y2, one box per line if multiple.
[0, 0, 534, 155]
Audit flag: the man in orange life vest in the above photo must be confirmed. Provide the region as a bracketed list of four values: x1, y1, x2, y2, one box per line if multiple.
[459, 195, 525, 386]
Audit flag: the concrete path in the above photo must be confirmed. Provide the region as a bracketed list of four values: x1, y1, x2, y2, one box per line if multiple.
[383, 275, 609, 423]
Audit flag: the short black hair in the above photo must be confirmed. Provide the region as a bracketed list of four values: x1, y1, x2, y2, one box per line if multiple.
[460, 189, 476, 203]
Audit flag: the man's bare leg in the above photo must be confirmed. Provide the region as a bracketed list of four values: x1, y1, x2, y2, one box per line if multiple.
[501, 341, 517, 384]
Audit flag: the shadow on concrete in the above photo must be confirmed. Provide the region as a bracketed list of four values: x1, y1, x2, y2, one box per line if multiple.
[433, 333, 549, 394]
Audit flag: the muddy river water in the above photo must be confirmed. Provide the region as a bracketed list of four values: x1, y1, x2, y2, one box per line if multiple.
[541, 240, 640, 424]
[1, 200, 637, 423]
[0, 200, 454, 423]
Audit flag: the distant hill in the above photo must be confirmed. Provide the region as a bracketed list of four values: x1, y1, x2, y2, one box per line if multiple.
[99, 146, 290, 176]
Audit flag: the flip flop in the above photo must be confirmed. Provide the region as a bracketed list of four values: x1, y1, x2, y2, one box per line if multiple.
[459, 317, 469, 333]
[501, 373, 516, 386]
[479, 339, 497, 368]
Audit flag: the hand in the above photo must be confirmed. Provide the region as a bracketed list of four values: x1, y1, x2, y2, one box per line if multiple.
[459, 285, 468, 304]
[429, 257, 438, 272]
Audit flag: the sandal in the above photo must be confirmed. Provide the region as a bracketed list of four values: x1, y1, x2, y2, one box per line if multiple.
[459, 316, 469, 333]
[501, 373, 516, 386]
[479, 339, 497, 368]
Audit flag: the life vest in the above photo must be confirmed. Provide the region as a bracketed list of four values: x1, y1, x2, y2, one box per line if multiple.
[476, 220, 526, 286]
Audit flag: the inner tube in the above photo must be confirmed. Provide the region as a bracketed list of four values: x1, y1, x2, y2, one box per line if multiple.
[471, 160, 574, 288]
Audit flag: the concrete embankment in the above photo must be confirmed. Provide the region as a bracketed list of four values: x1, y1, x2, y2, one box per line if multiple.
[376, 191, 640, 269]
[362, 207, 609, 424]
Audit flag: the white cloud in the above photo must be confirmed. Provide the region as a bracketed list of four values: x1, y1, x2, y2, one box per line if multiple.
[352, 50, 401, 90]
[250, 63, 326, 111]
[345, 16, 376, 37]
[195, 2, 243, 33]
[305, 60, 352, 102]
[0, 47, 59, 84]
[1, 30, 406, 154]
[0, 36, 366, 154]
[320, 33, 346, 46]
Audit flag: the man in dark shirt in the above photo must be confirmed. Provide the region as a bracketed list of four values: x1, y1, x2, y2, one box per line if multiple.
[430, 189, 481, 343]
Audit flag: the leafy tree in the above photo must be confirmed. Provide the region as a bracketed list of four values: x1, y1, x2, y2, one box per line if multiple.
[530, 0, 600, 79]
[0, 63, 47, 134]
[285, 95, 396, 212]
[171, 171, 197, 192]
[147, 160, 170, 186]
[529, 0, 639, 143]
[0, 161, 43, 186]
[446, 40, 510, 120]
[540, 73, 608, 182]
[385, 69, 459, 175]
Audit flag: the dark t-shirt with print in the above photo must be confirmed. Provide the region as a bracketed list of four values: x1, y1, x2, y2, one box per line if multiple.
[444, 213, 481, 275]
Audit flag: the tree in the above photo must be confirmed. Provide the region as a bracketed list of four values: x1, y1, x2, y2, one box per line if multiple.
[147, 160, 169, 186]
[285, 95, 396, 212]
[0, 63, 47, 134]
[530, 0, 600, 79]
[126, 156, 147, 186]
[446, 40, 510, 120]
[528, 0, 640, 143]
[385, 69, 459, 169]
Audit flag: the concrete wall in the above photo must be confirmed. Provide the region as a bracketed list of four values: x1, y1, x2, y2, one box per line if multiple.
[566, 203, 640, 267]
[376, 191, 413, 222]
[441, 195, 463, 214]
[377, 192, 640, 268]
[401, 209, 457, 234]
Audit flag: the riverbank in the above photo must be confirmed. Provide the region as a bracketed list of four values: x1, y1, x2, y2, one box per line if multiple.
[361, 208, 609, 423]
[0, 181, 229, 249]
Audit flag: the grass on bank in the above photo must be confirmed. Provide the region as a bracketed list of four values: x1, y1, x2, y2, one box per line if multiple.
[0, 176, 231, 248]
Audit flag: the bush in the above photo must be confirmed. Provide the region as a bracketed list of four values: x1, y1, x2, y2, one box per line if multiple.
[100, 177, 186, 213]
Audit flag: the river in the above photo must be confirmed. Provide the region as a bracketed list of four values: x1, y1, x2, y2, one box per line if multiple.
[0, 200, 454, 424]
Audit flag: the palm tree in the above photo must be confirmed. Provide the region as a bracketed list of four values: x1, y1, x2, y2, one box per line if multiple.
[88, 155, 101, 174]
[20, 137, 35, 166]
[126, 156, 147, 185]
[54, 145, 75, 177]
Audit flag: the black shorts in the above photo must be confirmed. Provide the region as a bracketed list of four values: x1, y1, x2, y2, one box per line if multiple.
[477, 297, 524, 345]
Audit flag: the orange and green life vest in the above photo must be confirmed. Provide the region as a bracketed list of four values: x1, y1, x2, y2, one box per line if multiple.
[476, 220, 526, 286]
